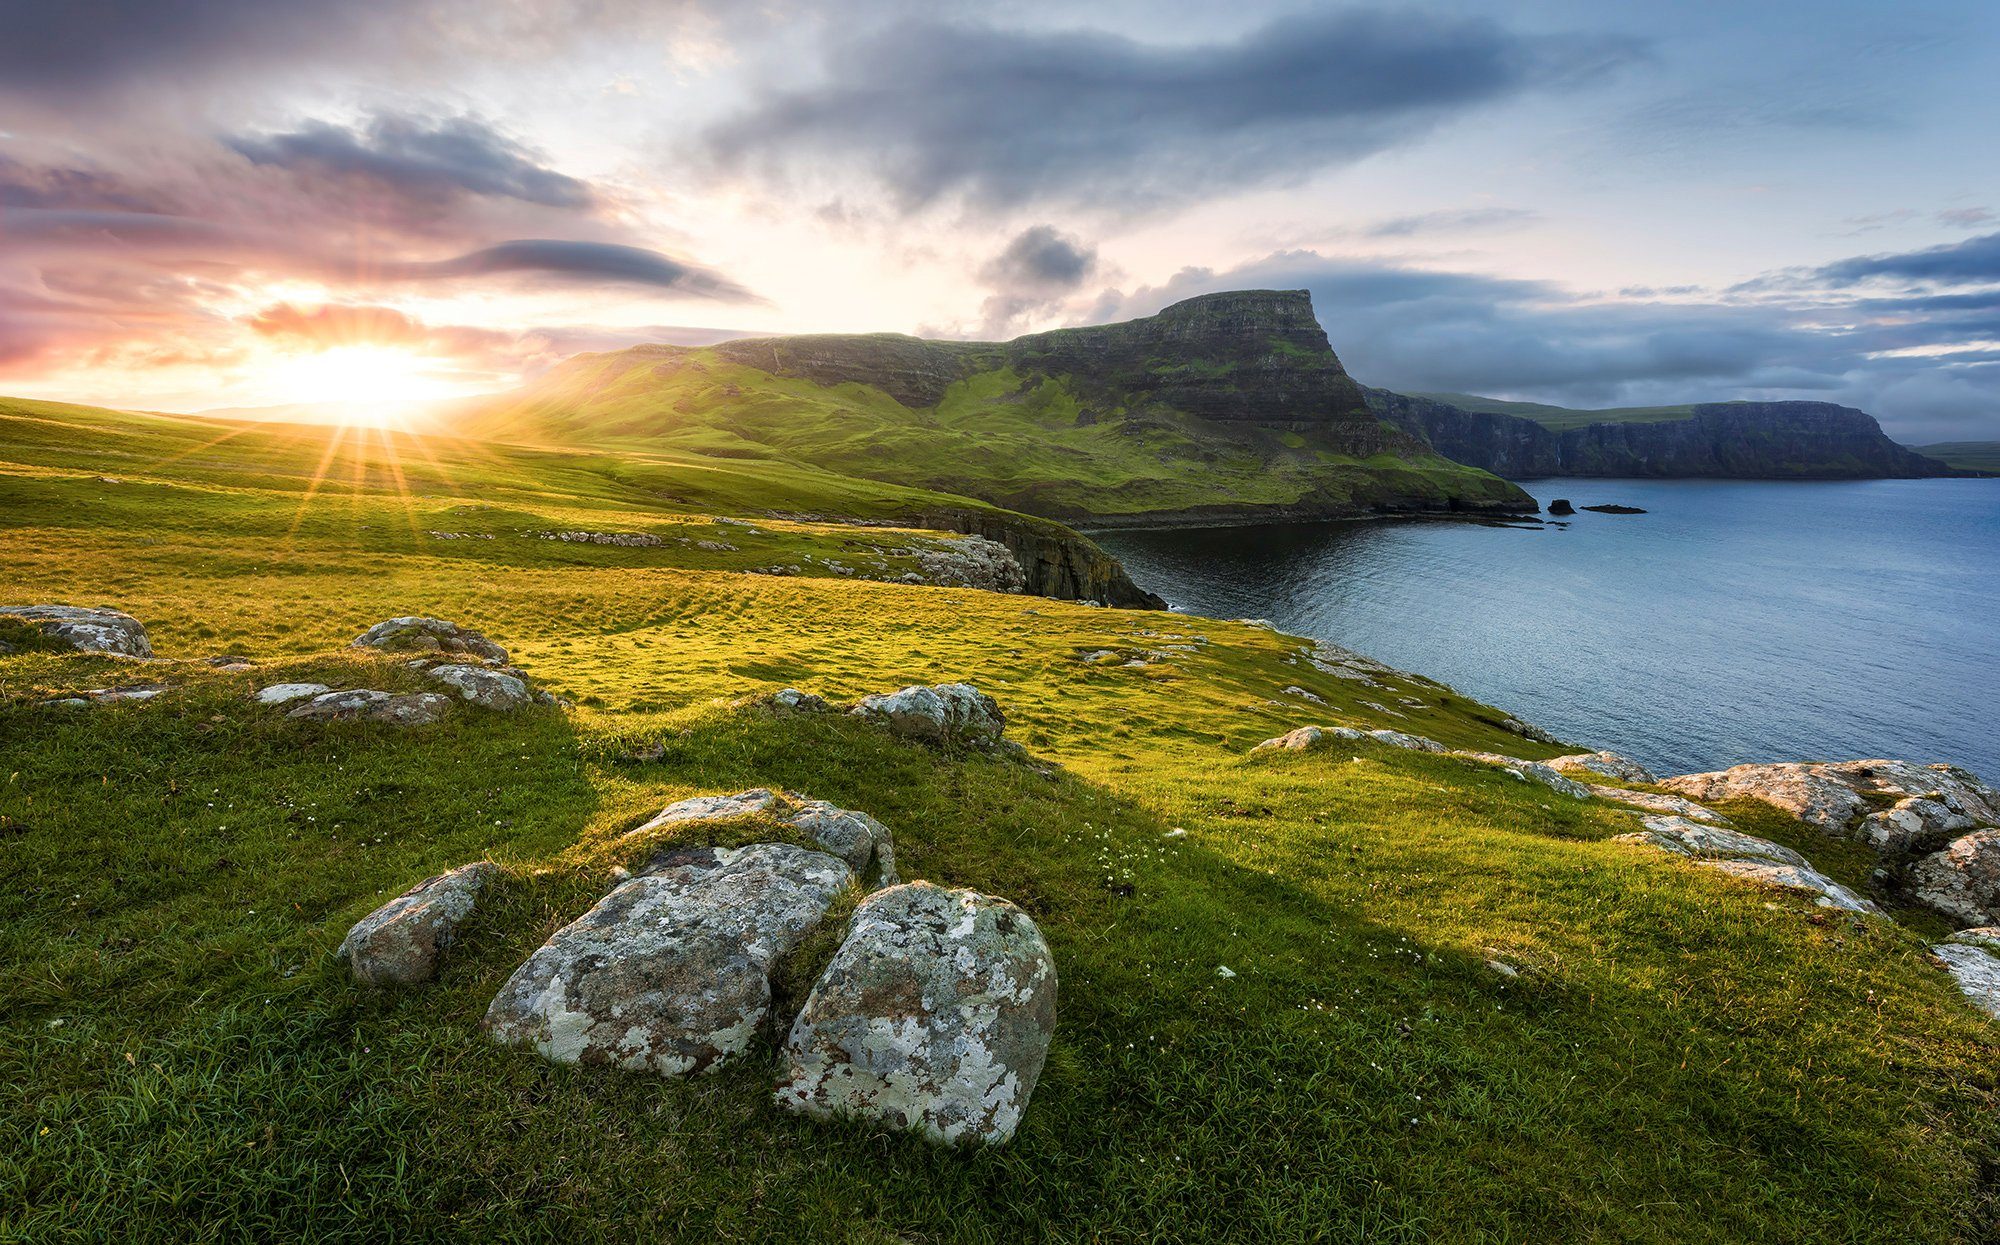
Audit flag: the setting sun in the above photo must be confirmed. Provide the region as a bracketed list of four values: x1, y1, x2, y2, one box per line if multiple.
[257, 345, 463, 427]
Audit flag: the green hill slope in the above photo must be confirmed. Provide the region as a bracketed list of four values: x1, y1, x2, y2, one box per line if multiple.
[1413, 392, 1698, 432]
[1915, 441, 2000, 473]
[3, 396, 1997, 1241]
[461, 291, 1533, 525]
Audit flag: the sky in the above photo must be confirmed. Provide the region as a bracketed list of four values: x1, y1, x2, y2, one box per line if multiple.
[3, 0, 1998, 443]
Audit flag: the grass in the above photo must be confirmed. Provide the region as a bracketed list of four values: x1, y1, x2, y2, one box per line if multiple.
[1412, 393, 1703, 432]
[1914, 442, 2000, 473]
[3, 401, 1998, 1242]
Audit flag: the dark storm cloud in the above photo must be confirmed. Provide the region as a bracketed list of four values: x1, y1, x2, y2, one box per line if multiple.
[1096, 250, 2000, 443]
[1817, 230, 2000, 284]
[975, 225, 1101, 336]
[227, 114, 595, 211]
[703, 12, 1644, 211]
[380, 240, 759, 300]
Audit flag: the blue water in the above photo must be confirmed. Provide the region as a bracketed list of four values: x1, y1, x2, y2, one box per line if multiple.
[1094, 479, 2000, 778]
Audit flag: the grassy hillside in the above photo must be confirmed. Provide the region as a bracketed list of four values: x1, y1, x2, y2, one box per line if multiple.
[4, 400, 1998, 1242]
[1915, 441, 2000, 473]
[1414, 392, 1700, 432]
[458, 297, 1532, 525]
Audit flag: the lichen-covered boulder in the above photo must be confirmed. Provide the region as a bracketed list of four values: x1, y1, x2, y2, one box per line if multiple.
[1908, 830, 2000, 928]
[256, 682, 331, 705]
[485, 843, 851, 1077]
[1661, 759, 1998, 853]
[1451, 751, 1591, 799]
[1549, 751, 1657, 784]
[0, 605, 153, 657]
[849, 683, 1005, 747]
[352, 616, 508, 663]
[1933, 940, 2000, 1018]
[1367, 729, 1446, 754]
[337, 862, 495, 986]
[1252, 725, 1365, 752]
[630, 788, 895, 885]
[287, 689, 453, 726]
[775, 882, 1056, 1145]
[424, 663, 533, 710]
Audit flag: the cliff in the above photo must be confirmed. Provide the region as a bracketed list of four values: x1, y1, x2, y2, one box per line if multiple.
[1367, 390, 1971, 479]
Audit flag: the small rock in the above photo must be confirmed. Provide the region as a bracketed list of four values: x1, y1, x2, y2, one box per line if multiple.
[484, 843, 852, 1077]
[1547, 499, 1576, 516]
[0, 605, 153, 657]
[352, 616, 508, 663]
[1280, 686, 1325, 704]
[849, 683, 1006, 748]
[774, 882, 1057, 1145]
[256, 682, 331, 705]
[424, 663, 533, 711]
[1933, 941, 2000, 1018]
[1367, 729, 1447, 754]
[763, 687, 831, 714]
[1216, 965, 1236, 978]
[1451, 751, 1591, 798]
[629, 788, 896, 885]
[1252, 725, 1365, 752]
[337, 862, 495, 986]
[287, 689, 453, 726]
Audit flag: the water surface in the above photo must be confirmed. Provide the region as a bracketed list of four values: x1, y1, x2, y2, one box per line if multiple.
[1095, 479, 2000, 777]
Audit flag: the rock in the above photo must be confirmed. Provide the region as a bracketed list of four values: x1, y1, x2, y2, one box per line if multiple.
[83, 684, 167, 704]
[337, 862, 495, 986]
[424, 663, 533, 711]
[1583, 784, 1730, 824]
[1908, 830, 2000, 927]
[484, 843, 852, 1077]
[1367, 729, 1447, 754]
[1548, 751, 1658, 784]
[1617, 814, 1810, 867]
[1702, 858, 1883, 916]
[287, 689, 453, 726]
[1932, 942, 2000, 1018]
[1661, 760, 1999, 853]
[629, 788, 896, 885]
[1450, 751, 1591, 798]
[762, 687, 831, 714]
[0, 605, 152, 657]
[352, 616, 508, 663]
[774, 882, 1057, 1145]
[888, 535, 1026, 593]
[1252, 724, 1365, 752]
[256, 682, 331, 705]
[1547, 499, 1576, 516]
[1582, 504, 1647, 514]
[849, 683, 1005, 748]
[1279, 686, 1325, 704]
[1948, 927, 2000, 953]
[1498, 716, 1562, 745]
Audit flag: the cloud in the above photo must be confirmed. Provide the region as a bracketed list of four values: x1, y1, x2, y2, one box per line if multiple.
[1093, 248, 2000, 443]
[703, 11, 1643, 212]
[1359, 207, 1540, 238]
[975, 224, 1099, 335]
[377, 240, 759, 300]
[1817, 230, 2000, 284]
[227, 113, 595, 212]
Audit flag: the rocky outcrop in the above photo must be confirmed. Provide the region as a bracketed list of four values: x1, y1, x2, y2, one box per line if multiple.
[1932, 941, 2000, 1018]
[0, 605, 153, 657]
[484, 842, 853, 1078]
[1618, 814, 1883, 916]
[1582, 784, 1730, 824]
[1662, 760, 1999, 854]
[886, 535, 1026, 594]
[630, 789, 897, 886]
[851, 684, 1006, 749]
[1368, 389, 1967, 480]
[352, 617, 508, 663]
[1909, 831, 2000, 928]
[338, 862, 495, 986]
[903, 507, 1163, 608]
[1549, 751, 1658, 784]
[1252, 724, 1446, 754]
[774, 882, 1057, 1145]
[287, 689, 453, 726]
[1449, 751, 1592, 799]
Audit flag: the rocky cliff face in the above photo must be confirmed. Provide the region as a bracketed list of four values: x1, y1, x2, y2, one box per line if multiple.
[1367, 390, 1966, 479]
[906, 507, 1166, 609]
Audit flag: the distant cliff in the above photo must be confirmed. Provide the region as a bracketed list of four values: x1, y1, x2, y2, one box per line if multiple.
[1366, 390, 1970, 479]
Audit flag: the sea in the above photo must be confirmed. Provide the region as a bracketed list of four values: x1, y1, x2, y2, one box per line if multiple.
[1093, 478, 2000, 778]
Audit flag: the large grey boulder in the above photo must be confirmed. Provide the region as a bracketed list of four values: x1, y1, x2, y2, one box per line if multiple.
[424, 663, 533, 711]
[0, 605, 153, 657]
[352, 616, 508, 663]
[774, 882, 1057, 1145]
[1908, 830, 2000, 928]
[1548, 751, 1658, 784]
[1661, 759, 1998, 853]
[1617, 814, 1882, 915]
[287, 689, 453, 726]
[484, 843, 852, 1077]
[1933, 940, 2000, 1018]
[849, 683, 1005, 748]
[1252, 725, 1365, 752]
[630, 788, 896, 885]
[337, 862, 495, 986]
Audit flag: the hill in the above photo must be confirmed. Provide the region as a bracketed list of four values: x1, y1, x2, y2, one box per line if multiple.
[458, 291, 1535, 526]
[1915, 441, 2000, 473]
[1372, 390, 1970, 479]
[4, 390, 2000, 1241]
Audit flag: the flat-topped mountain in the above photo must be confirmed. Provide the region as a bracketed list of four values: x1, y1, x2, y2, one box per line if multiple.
[1367, 390, 1976, 479]
[460, 291, 1533, 525]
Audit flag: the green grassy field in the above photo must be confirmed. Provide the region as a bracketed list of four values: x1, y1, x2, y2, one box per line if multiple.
[4, 399, 1998, 1242]
[1914, 441, 2000, 473]
[1413, 393, 1701, 432]
[463, 349, 1530, 522]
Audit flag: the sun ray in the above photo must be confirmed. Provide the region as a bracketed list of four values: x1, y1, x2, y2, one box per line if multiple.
[284, 424, 350, 547]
